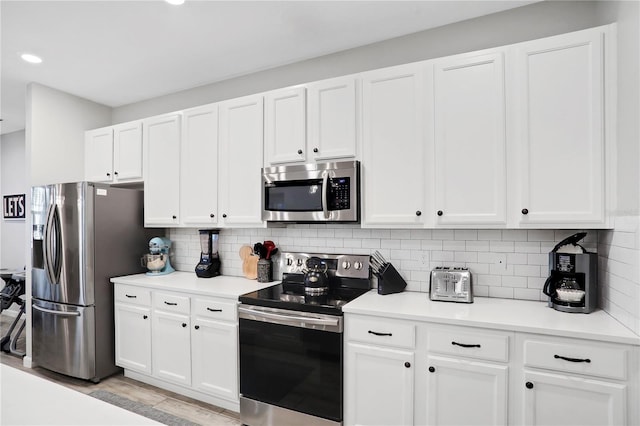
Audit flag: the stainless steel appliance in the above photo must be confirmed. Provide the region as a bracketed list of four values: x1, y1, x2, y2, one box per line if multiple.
[543, 232, 597, 313]
[238, 252, 371, 426]
[262, 160, 360, 223]
[31, 182, 151, 382]
[430, 266, 473, 303]
[195, 229, 220, 278]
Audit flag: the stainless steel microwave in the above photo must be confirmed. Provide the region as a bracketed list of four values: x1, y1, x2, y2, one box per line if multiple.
[262, 160, 360, 223]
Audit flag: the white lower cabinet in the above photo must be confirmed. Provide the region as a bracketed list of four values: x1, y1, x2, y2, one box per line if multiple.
[344, 315, 638, 426]
[113, 284, 241, 411]
[518, 334, 634, 426]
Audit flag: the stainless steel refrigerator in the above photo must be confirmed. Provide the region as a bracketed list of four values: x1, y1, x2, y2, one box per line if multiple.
[31, 182, 152, 382]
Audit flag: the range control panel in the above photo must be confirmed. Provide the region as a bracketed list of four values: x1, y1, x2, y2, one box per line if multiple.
[278, 252, 371, 280]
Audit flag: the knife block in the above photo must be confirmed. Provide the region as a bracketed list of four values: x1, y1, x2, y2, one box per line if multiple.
[374, 262, 407, 295]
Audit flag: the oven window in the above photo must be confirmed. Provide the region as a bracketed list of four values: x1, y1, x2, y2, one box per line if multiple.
[240, 318, 343, 422]
[265, 180, 323, 212]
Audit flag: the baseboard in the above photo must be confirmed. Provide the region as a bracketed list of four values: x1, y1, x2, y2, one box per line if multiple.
[124, 369, 239, 413]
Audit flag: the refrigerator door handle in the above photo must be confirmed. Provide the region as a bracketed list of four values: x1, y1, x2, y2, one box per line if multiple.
[44, 204, 63, 284]
[33, 304, 81, 317]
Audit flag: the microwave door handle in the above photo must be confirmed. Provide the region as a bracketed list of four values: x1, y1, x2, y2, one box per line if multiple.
[322, 171, 330, 219]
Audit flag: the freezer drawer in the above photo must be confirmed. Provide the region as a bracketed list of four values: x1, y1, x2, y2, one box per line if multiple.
[32, 299, 97, 380]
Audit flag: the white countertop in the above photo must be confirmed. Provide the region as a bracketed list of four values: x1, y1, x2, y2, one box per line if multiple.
[0, 364, 160, 425]
[110, 272, 276, 299]
[343, 290, 640, 346]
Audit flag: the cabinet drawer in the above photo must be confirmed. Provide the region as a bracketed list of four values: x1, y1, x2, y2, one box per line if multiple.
[427, 327, 510, 362]
[346, 315, 415, 349]
[193, 298, 237, 322]
[115, 285, 151, 306]
[154, 292, 190, 315]
[523, 337, 628, 380]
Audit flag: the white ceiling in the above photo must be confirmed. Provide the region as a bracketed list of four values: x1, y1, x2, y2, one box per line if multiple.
[1, 0, 537, 135]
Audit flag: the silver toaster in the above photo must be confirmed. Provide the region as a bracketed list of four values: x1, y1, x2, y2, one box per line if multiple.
[430, 267, 473, 303]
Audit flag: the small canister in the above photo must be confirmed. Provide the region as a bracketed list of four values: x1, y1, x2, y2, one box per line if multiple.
[257, 258, 272, 283]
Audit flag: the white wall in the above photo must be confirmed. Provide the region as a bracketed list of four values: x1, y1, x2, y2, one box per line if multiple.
[27, 83, 111, 186]
[113, 1, 603, 123]
[0, 130, 27, 270]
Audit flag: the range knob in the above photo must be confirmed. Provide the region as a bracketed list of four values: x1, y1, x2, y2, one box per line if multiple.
[296, 258, 304, 267]
[353, 261, 363, 270]
[287, 258, 293, 266]
[342, 260, 351, 270]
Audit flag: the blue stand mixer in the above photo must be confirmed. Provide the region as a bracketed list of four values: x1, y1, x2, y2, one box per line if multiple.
[141, 237, 175, 275]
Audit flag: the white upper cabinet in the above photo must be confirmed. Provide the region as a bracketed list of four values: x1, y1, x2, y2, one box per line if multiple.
[264, 87, 306, 165]
[432, 51, 507, 227]
[218, 94, 266, 227]
[85, 121, 143, 184]
[512, 26, 609, 227]
[361, 63, 429, 228]
[306, 76, 359, 162]
[85, 127, 114, 182]
[181, 104, 218, 226]
[143, 113, 181, 227]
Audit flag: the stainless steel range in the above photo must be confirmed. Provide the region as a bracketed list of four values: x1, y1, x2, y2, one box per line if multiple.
[239, 252, 371, 426]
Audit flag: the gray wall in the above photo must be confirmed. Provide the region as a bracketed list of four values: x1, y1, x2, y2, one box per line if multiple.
[113, 1, 605, 123]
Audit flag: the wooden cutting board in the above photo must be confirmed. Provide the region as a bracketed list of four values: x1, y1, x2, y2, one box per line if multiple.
[239, 245, 258, 280]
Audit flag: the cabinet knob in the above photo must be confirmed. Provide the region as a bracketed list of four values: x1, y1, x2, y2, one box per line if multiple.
[181, 323, 187, 328]
[114, 171, 119, 176]
[194, 325, 200, 330]
[521, 208, 529, 215]
[222, 213, 227, 218]
[437, 210, 443, 216]
[428, 366, 435, 373]
[172, 215, 177, 219]
[404, 362, 411, 368]
[210, 213, 215, 218]
[297, 149, 303, 155]
[526, 382, 534, 389]
[313, 147, 318, 153]
[416, 210, 422, 216]
[143, 315, 148, 319]
[106, 173, 111, 177]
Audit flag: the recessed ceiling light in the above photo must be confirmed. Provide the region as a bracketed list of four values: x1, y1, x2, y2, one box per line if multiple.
[21, 53, 43, 64]
[165, 0, 185, 5]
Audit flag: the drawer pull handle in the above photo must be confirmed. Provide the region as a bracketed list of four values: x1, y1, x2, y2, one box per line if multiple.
[554, 354, 591, 363]
[207, 308, 223, 312]
[125, 294, 137, 298]
[164, 301, 178, 306]
[368, 330, 392, 337]
[452, 341, 481, 348]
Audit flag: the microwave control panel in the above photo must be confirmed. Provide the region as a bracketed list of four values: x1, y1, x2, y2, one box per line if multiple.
[328, 178, 350, 210]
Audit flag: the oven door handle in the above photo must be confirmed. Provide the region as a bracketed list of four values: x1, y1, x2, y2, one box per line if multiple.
[239, 306, 339, 327]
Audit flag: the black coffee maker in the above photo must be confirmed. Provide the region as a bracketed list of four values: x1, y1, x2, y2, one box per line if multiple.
[543, 232, 597, 313]
[195, 229, 221, 278]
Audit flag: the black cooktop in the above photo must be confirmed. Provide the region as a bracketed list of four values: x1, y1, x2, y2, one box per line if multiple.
[239, 276, 370, 316]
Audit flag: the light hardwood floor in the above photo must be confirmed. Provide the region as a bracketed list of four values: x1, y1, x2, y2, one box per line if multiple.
[0, 313, 241, 425]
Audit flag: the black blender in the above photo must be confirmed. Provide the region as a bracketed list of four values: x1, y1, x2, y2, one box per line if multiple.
[195, 229, 221, 278]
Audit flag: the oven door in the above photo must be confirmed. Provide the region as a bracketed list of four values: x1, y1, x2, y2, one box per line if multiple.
[239, 305, 343, 423]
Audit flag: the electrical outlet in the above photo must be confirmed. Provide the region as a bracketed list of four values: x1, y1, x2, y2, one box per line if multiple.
[420, 252, 429, 266]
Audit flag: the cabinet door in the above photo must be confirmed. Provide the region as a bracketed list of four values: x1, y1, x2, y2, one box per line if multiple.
[181, 104, 218, 226]
[361, 63, 428, 227]
[218, 94, 265, 227]
[113, 121, 143, 183]
[345, 342, 414, 426]
[85, 127, 113, 183]
[425, 355, 508, 426]
[114, 304, 151, 374]
[192, 317, 238, 401]
[433, 52, 507, 226]
[514, 28, 605, 226]
[307, 76, 358, 161]
[264, 87, 306, 165]
[152, 310, 191, 386]
[143, 113, 181, 226]
[523, 370, 626, 426]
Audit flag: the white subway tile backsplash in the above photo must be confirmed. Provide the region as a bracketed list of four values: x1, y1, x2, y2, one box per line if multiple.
[432, 229, 454, 240]
[401, 239, 422, 250]
[489, 241, 515, 253]
[506, 253, 528, 265]
[489, 287, 514, 299]
[443, 240, 466, 251]
[454, 230, 478, 240]
[466, 240, 490, 252]
[502, 230, 528, 241]
[514, 241, 541, 253]
[431, 251, 454, 262]
[527, 230, 555, 241]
